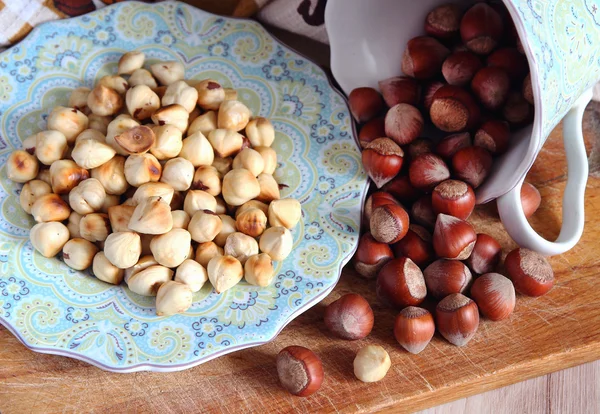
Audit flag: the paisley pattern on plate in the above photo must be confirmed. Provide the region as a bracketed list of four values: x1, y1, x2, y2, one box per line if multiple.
[0, 1, 368, 372]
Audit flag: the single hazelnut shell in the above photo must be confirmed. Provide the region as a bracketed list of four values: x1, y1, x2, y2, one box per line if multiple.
[465, 233, 502, 275]
[394, 306, 435, 354]
[423, 81, 445, 112]
[424, 259, 473, 299]
[277, 346, 323, 397]
[430, 85, 480, 133]
[408, 153, 450, 191]
[349, 87, 384, 123]
[324, 293, 374, 340]
[503, 90, 533, 127]
[378, 76, 421, 107]
[392, 224, 434, 267]
[370, 204, 410, 244]
[362, 138, 404, 188]
[384, 103, 424, 146]
[460, 3, 503, 55]
[436, 293, 479, 346]
[505, 248, 554, 297]
[451, 146, 493, 189]
[470, 273, 516, 321]
[432, 179, 475, 220]
[402, 36, 450, 80]
[474, 120, 510, 155]
[442, 51, 483, 86]
[521, 182, 541, 218]
[433, 213, 477, 260]
[353, 233, 394, 279]
[471, 67, 510, 111]
[381, 175, 421, 204]
[407, 138, 433, 160]
[411, 195, 436, 230]
[376, 257, 427, 308]
[523, 74, 534, 105]
[359, 117, 386, 149]
[425, 4, 462, 39]
[487, 48, 529, 84]
[435, 132, 472, 160]
[364, 191, 400, 227]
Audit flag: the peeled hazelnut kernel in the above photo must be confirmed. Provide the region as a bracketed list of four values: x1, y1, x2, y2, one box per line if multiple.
[20, 180, 52, 214]
[30, 193, 71, 223]
[87, 84, 123, 116]
[93, 252, 125, 285]
[505, 248, 554, 297]
[155, 281, 193, 316]
[236, 200, 269, 219]
[108, 204, 135, 232]
[268, 198, 301, 229]
[162, 80, 198, 113]
[236, 207, 267, 237]
[423, 81, 445, 111]
[353, 233, 393, 279]
[88, 114, 112, 134]
[150, 228, 192, 268]
[188, 210, 222, 243]
[67, 211, 82, 238]
[430, 85, 480, 132]
[69, 87, 91, 114]
[394, 307, 435, 354]
[80, 213, 111, 242]
[179, 131, 215, 167]
[127, 265, 173, 296]
[150, 61, 185, 86]
[71, 137, 116, 169]
[361, 138, 404, 189]
[128, 196, 173, 235]
[256, 173, 280, 203]
[408, 153, 450, 191]
[436, 293, 479, 346]
[222, 169, 260, 206]
[232, 148, 264, 177]
[254, 146, 277, 175]
[465, 233, 502, 275]
[224, 232, 259, 265]
[36, 169, 52, 185]
[188, 111, 217, 137]
[358, 118, 386, 149]
[124, 153, 162, 187]
[214, 214, 236, 246]
[195, 79, 225, 110]
[207, 255, 243, 293]
[470, 273, 516, 321]
[277, 346, 324, 397]
[259, 226, 293, 261]
[377, 257, 427, 308]
[183, 190, 217, 216]
[46, 106, 89, 144]
[353, 345, 391, 383]
[100, 194, 120, 213]
[222, 88, 237, 100]
[433, 214, 477, 260]
[35, 130, 68, 165]
[324, 293, 374, 340]
[384, 104, 423, 146]
[118, 51, 145, 75]
[217, 100, 251, 131]
[103, 231, 142, 269]
[207, 129, 244, 158]
[195, 241, 224, 268]
[171, 210, 190, 229]
[132, 182, 175, 205]
[474, 120, 510, 155]
[451, 146, 493, 189]
[460, 3, 503, 55]
[7, 150, 39, 183]
[425, 3, 462, 39]
[124, 255, 158, 284]
[378, 77, 421, 107]
[471, 67, 510, 111]
[245, 117, 275, 147]
[402, 36, 450, 79]
[125, 84, 160, 121]
[62, 238, 98, 270]
[521, 182, 541, 218]
[487, 48, 529, 84]
[436, 132, 472, 160]
[503, 90, 533, 126]
[192, 165, 221, 196]
[392, 225, 434, 267]
[151, 104, 189, 133]
[30, 222, 70, 257]
[22, 134, 37, 155]
[244, 253, 275, 287]
[523, 74, 534, 105]
[99, 75, 128, 95]
[105, 115, 141, 156]
[160, 157, 194, 191]
[442, 51, 482, 86]
[424, 259, 473, 299]
[174, 259, 207, 292]
[68, 178, 106, 215]
[149, 124, 183, 160]
[370, 204, 410, 244]
[348, 87, 384, 123]
[129, 68, 158, 88]
[49, 159, 89, 194]
[432, 179, 475, 220]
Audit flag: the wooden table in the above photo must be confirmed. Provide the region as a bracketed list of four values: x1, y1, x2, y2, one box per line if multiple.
[2, 104, 600, 413]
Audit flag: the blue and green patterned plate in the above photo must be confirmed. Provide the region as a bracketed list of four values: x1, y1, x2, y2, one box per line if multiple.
[0, 1, 368, 372]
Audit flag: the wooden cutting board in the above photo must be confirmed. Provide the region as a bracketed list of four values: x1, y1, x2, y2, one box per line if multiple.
[2, 105, 600, 413]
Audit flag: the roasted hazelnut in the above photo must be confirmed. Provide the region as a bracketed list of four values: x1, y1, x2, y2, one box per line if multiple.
[127, 265, 173, 296]
[232, 148, 264, 177]
[99, 75, 128, 95]
[124, 153, 162, 187]
[425, 3, 462, 39]
[392, 225, 434, 267]
[171, 209, 190, 230]
[214, 214, 237, 246]
[259, 226, 293, 261]
[68, 178, 106, 215]
[36, 168, 52, 186]
[471, 67, 510, 111]
[358, 117, 386, 148]
[362, 138, 404, 189]
[150, 228, 192, 268]
[191, 165, 221, 196]
[22, 134, 37, 155]
[277, 346, 324, 397]
[88, 114, 112, 134]
[195, 79, 225, 110]
[402, 36, 450, 79]
[103, 231, 142, 269]
[245, 117, 275, 147]
[149, 124, 183, 160]
[432, 179, 475, 220]
[151, 104, 189, 132]
[324, 293, 374, 340]
[75, 129, 105, 143]
[188, 210, 222, 243]
[377, 257, 427, 308]
[451, 146, 493, 189]
[370, 204, 409, 244]
[384, 104, 423, 146]
[430, 85, 480, 132]
[105, 115, 141, 156]
[160, 157, 194, 191]
[31, 193, 71, 223]
[46, 106, 89, 144]
[411, 195, 436, 230]
[188, 110, 217, 137]
[207, 255, 244, 293]
[128, 68, 158, 88]
[236, 207, 267, 237]
[71, 137, 116, 169]
[128, 196, 173, 235]
[348, 87, 384, 123]
[29, 221, 70, 257]
[93, 252, 125, 285]
[195, 241, 224, 268]
[424, 259, 472, 299]
[67, 211, 82, 238]
[62, 238, 99, 271]
[49, 159, 89, 194]
[7, 150, 39, 183]
[503, 91, 533, 126]
[505, 248, 554, 297]
[162, 80, 198, 113]
[35, 130, 68, 165]
[433, 213, 477, 260]
[224, 232, 259, 265]
[125, 85, 160, 121]
[217, 99, 251, 131]
[236, 199, 270, 219]
[155, 280, 193, 316]
[100, 194, 120, 213]
[436, 293, 479, 346]
[107, 204, 135, 233]
[487, 48, 529, 84]
[256, 173, 280, 203]
[150, 61, 185, 86]
[442, 51, 483, 86]
[118, 51, 145, 75]
[394, 307, 435, 354]
[19, 179, 52, 214]
[87, 85, 123, 116]
[208, 129, 244, 158]
[173, 259, 207, 292]
[460, 3, 503, 55]
[132, 182, 175, 205]
[244, 253, 275, 287]
[470, 273, 516, 321]
[179, 131, 215, 167]
[183, 190, 217, 216]
[222, 168, 261, 206]
[254, 146, 277, 175]
[80, 213, 111, 242]
[474, 120, 510, 155]
[378, 76, 421, 107]
[465, 233, 502, 274]
[408, 153, 450, 191]
[69, 87, 91, 114]
[124, 255, 158, 284]
[267, 198, 302, 229]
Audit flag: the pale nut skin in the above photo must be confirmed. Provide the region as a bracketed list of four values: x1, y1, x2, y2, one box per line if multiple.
[236, 207, 267, 237]
[104, 231, 142, 269]
[232, 148, 264, 177]
[29, 221, 70, 258]
[207, 255, 244, 294]
[75, 128, 106, 143]
[174, 259, 208, 292]
[195, 241, 224, 268]
[49, 159, 89, 194]
[100, 194, 120, 213]
[132, 182, 175, 205]
[268, 198, 302, 229]
[88, 114, 112, 135]
[87, 84, 124, 117]
[191, 165, 221, 196]
[188, 210, 223, 243]
[46, 106, 89, 144]
[207, 129, 244, 158]
[124, 153, 162, 187]
[245, 117, 275, 147]
[171, 210, 190, 229]
[91, 155, 129, 195]
[67, 211, 83, 238]
[99, 75, 129, 95]
[62, 238, 99, 270]
[31, 193, 71, 223]
[19, 180, 52, 214]
[156, 280, 193, 316]
[183, 190, 217, 217]
[160, 157, 194, 191]
[214, 214, 237, 246]
[150, 124, 183, 160]
[108, 204, 135, 232]
[128, 68, 158, 88]
[79, 213, 111, 242]
[223, 232, 258, 265]
[221, 168, 260, 206]
[195, 80, 225, 111]
[150, 228, 192, 268]
[259, 226, 293, 261]
[127, 265, 173, 296]
[212, 156, 232, 176]
[92, 251, 125, 285]
[244, 253, 275, 287]
[187, 110, 217, 137]
[256, 173, 281, 203]
[353, 345, 391, 383]
[126, 85, 160, 120]
[7, 150, 39, 183]
[118, 51, 145, 75]
[69, 87, 91, 114]
[150, 61, 185, 86]
[179, 131, 214, 167]
[124, 255, 158, 284]
[235, 200, 269, 219]
[254, 146, 277, 175]
[106, 115, 141, 155]
[71, 138, 116, 169]
[217, 100, 251, 131]
[35, 130, 68, 165]
[128, 196, 173, 235]
[162, 80, 198, 113]
[68, 178, 107, 215]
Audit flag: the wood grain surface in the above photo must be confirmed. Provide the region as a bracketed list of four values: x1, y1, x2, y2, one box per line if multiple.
[1, 104, 600, 413]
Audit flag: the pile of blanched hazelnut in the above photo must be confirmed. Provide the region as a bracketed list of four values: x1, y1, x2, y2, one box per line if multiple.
[6, 51, 301, 317]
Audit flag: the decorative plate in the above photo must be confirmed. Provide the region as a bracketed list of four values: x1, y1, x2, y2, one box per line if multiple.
[0, 1, 367, 372]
